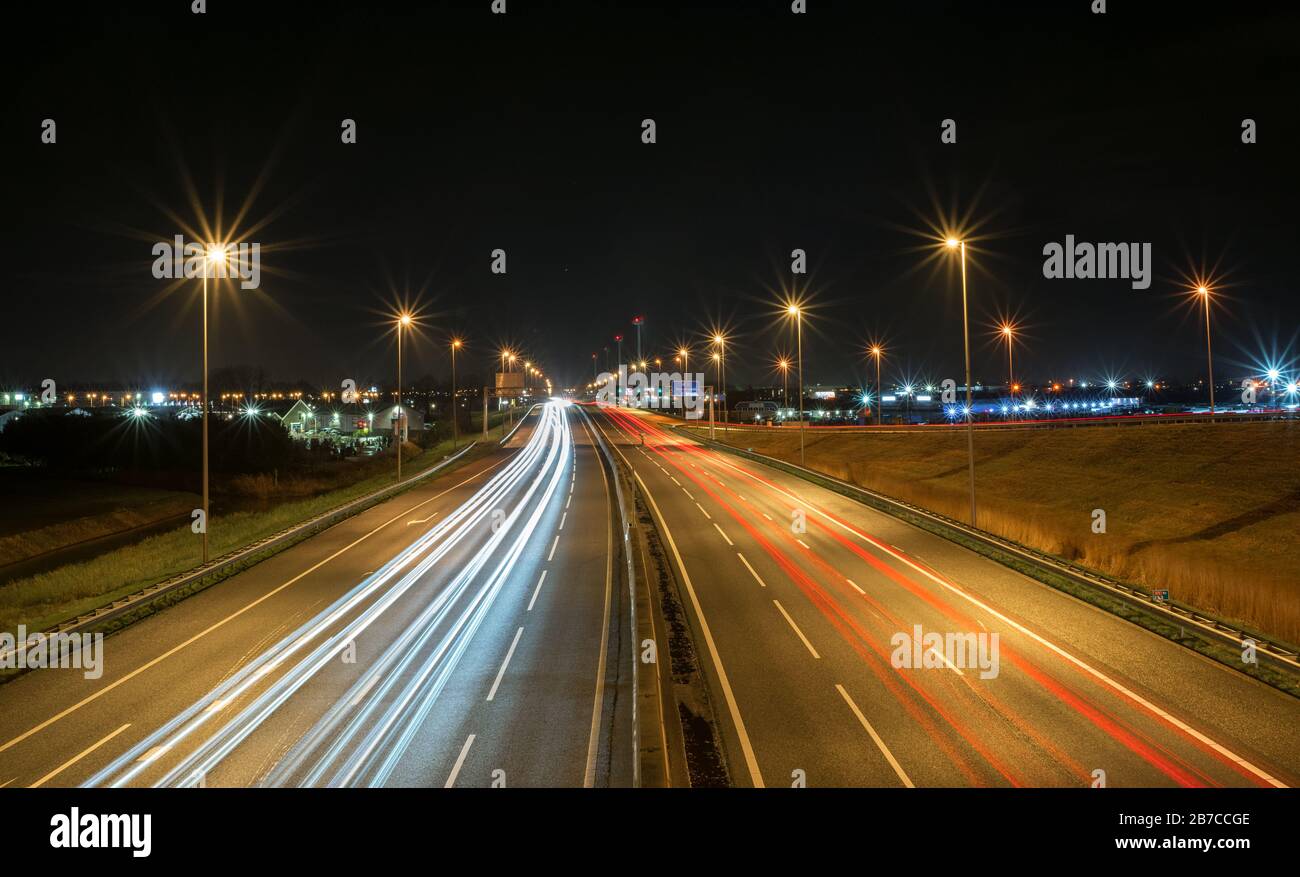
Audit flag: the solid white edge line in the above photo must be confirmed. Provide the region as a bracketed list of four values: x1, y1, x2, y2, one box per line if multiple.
[634, 469, 765, 788]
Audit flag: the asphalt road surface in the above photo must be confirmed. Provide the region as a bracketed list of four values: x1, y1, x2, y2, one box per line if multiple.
[590, 404, 1300, 788]
[0, 402, 631, 788]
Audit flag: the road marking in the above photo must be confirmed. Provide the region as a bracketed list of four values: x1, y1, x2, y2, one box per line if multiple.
[0, 778, 13, 789]
[565, 494, 571, 509]
[548, 534, 560, 561]
[796, 539, 811, 550]
[845, 578, 865, 594]
[836, 684, 914, 788]
[737, 553, 767, 588]
[927, 646, 965, 675]
[682, 487, 695, 500]
[350, 673, 381, 707]
[0, 458, 506, 756]
[695, 502, 711, 520]
[445, 734, 475, 787]
[528, 570, 548, 611]
[633, 470, 764, 787]
[578, 412, 615, 789]
[708, 450, 1288, 788]
[559, 511, 568, 530]
[773, 600, 820, 658]
[486, 627, 525, 702]
[406, 512, 439, 525]
[137, 744, 170, 764]
[670, 476, 681, 486]
[713, 523, 733, 546]
[30, 723, 132, 788]
[761, 512, 772, 521]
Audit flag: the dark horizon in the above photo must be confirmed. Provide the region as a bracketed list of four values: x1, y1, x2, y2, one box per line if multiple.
[4, 1, 1298, 392]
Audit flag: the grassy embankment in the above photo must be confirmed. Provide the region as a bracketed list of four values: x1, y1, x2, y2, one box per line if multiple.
[0, 434, 492, 634]
[701, 420, 1300, 645]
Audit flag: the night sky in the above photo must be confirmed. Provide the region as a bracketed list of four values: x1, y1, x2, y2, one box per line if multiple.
[4, 1, 1298, 392]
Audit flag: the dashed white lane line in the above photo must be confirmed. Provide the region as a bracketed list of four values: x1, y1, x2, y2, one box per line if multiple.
[565, 494, 571, 509]
[796, 539, 811, 550]
[845, 578, 865, 594]
[773, 600, 821, 659]
[559, 511, 568, 530]
[836, 685, 914, 788]
[670, 476, 681, 486]
[929, 646, 965, 676]
[713, 523, 734, 546]
[737, 553, 767, 588]
[695, 502, 711, 520]
[682, 487, 695, 500]
[30, 723, 132, 788]
[528, 570, 548, 611]
[486, 627, 525, 702]
[761, 512, 772, 521]
[548, 535, 560, 562]
[445, 734, 475, 787]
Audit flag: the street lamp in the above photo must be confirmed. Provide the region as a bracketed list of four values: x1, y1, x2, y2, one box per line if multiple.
[786, 304, 804, 464]
[450, 338, 462, 448]
[712, 333, 728, 433]
[1195, 285, 1216, 415]
[395, 312, 413, 482]
[999, 322, 1017, 417]
[777, 357, 791, 410]
[946, 237, 978, 527]
[678, 346, 690, 416]
[199, 243, 229, 565]
[868, 344, 884, 426]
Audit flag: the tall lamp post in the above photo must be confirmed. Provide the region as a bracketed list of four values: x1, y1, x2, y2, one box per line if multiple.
[869, 344, 883, 426]
[396, 313, 412, 482]
[199, 244, 228, 565]
[1196, 285, 1216, 415]
[712, 333, 727, 432]
[678, 346, 690, 416]
[946, 238, 978, 527]
[786, 305, 804, 465]
[450, 337, 462, 448]
[1000, 323, 1017, 417]
[777, 357, 790, 410]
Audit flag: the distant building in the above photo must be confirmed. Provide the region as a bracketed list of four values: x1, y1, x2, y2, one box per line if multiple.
[371, 404, 425, 441]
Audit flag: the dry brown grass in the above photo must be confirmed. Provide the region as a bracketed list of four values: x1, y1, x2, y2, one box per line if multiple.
[708, 420, 1300, 645]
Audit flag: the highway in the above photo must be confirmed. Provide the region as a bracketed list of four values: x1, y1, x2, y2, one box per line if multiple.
[0, 401, 631, 788]
[589, 405, 1300, 788]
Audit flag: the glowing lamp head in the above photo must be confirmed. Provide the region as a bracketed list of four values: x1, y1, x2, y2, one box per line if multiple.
[398, 313, 412, 327]
[206, 244, 228, 264]
[1196, 285, 1209, 296]
[945, 237, 960, 249]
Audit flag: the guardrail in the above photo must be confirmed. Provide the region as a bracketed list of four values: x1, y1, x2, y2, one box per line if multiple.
[701, 409, 1298, 434]
[679, 427, 1300, 689]
[1, 441, 480, 662]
